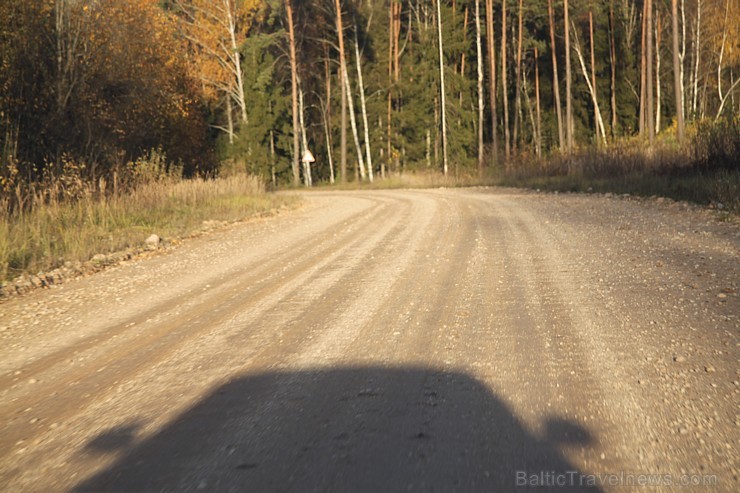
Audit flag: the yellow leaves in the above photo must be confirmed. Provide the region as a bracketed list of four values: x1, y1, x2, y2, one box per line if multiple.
[0, 159, 20, 194]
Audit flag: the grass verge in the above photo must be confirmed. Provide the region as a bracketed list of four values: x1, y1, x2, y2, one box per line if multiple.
[319, 118, 739, 213]
[0, 174, 298, 283]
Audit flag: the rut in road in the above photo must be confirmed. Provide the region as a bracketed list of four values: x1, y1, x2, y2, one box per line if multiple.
[0, 189, 736, 492]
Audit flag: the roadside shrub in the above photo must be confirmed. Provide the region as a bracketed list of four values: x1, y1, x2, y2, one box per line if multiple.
[692, 117, 740, 171]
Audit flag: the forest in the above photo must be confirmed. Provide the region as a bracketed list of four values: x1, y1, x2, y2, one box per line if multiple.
[1, 0, 738, 192]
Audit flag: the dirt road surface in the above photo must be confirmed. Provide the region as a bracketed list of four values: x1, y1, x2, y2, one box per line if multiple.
[0, 188, 737, 492]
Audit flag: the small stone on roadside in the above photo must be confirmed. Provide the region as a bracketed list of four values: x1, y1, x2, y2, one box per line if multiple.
[145, 234, 161, 249]
[674, 356, 686, 363]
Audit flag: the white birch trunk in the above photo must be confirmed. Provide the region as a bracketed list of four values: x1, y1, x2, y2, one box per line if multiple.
[226, 98, 234, 144]
[224, 0, 247, 123]
[343, 64, 366, 181]
[656, 14, 661, 133]
[298, 84, 312, 187]
[354, 32, 374, 182]
[476, 0, 484, 172]
[324, 118, 335, 184]
[436, 0, 449, 176]
[715, 78, 740, 120]
[717, 1, 729, 105]
[680, 0, 687, 119]
[572, 24, 607, 146]
[692, 0, 701, 116]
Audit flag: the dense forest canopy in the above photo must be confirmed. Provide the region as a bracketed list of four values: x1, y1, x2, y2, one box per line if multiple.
[1, 0, 738, 188]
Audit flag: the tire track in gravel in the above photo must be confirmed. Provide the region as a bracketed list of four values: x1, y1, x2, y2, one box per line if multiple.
[5, 192, 440, 492]
[465, 192, 634, 474]
[149, 193, 483, 493]
[0, 196, 380, 388]
[0, 194, 411, 465]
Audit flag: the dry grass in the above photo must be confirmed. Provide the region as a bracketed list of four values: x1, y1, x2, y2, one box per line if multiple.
[0, 174, 297, 282]
[498, 140, 738, 212]
[320, 170, 488, 190]
[329, 119, 739, 214]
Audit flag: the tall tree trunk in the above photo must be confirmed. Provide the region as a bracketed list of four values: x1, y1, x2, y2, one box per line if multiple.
[354, 29, 373, 182]
[270, 129, 277, 188]
[589, 6, 599, 145]
[513, 0, 524, 152]
[394, 2, 401, 82]
[523, 65, 537, 154]
[680, 0, 687, 118]
[392, 1, 402, 172]
[324, 46, 335, 183]
[460, 7, 469, 111]
[609, 0, 618, 139]
[285, 0, 300, 186]
[564, 0, 573, 151]
[298, 83, 312, 187]
[476, 0, 484, 175]
[485, 0, 498, 163]
[691, 0, 701, 117]
[501, 0, 510, 159]
[572, 25, 608, 146]
[639, 1, 647, 138]
[343, 63, 366, 181]
[435, 0, 449, 175]
[535, 46, 542, 157]
[387, 2, 393, 178]
[646, 0, 655, 146]
[335, 0, 348, 182]
[224, 0, 247, 124]
[716, 0, 729, 112]
[671, 0, 685, 142]
[225, 97, 234, 145]
[323, 116, 335, 184]
[656, 8, 662, 133]
[548, 0, 565, 152]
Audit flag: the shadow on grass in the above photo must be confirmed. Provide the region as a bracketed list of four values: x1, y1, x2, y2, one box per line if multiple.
[74, 366, 601, 492]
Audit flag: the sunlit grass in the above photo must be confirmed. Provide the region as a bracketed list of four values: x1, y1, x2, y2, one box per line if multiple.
[0, 174, 298, 282]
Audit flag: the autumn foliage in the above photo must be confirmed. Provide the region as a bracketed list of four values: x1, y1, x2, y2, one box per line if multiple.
[0, 0, 212, 197]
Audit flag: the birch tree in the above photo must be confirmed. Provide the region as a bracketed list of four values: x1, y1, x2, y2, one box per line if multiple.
[672, 0, 685, 142]
[513, 0, 525, 151]
[564, 0, 573, 151]
[571, 22, 607, 146]
[436, 0, 449, 175]
[548, 0, 565, 151]
[172, 0, 259, 137]
[485, 0, 498, 161]
[646, 0, 656, 146]
[476, 0, 484, 174]
[501, 0, 511, 158]
[354, 29, 374, 182]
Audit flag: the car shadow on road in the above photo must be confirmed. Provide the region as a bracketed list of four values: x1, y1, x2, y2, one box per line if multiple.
[74, 366, 602, 492]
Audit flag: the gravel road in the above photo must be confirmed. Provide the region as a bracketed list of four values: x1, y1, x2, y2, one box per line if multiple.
[0, 188, 737, 492]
